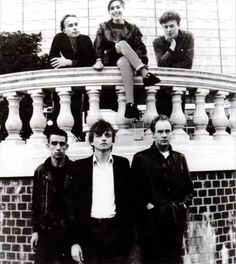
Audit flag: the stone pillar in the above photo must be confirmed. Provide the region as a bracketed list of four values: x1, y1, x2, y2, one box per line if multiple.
[56, 87, 76, 142]
[86, 86, 102, 128]
[228, 94, 236, 136]
[28, 89, 47, 141]
[212, 91, 230, 140]
[193, 89, 210, 140]
[3, 92, 22, 142]
[170, 87, 189, 141]
[143, 86, 159, 126]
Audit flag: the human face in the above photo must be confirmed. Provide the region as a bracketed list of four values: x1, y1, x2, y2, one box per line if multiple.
[47, 134, 68, 162]
[162, 20, 179, 40]
[92, 131, 113, 153]
[109, 1, 124, 23]
[153, 120, 172, 151]
[63, 16, 80, 37]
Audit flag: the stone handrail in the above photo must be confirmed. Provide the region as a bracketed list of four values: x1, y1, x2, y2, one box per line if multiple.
[0, 67, 235, 176]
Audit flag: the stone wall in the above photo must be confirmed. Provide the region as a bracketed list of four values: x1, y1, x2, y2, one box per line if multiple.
[0, 171, 235, 264]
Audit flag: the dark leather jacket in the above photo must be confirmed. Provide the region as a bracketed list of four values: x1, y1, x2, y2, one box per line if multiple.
[94, 19, 148, 66]
[131, 143, 194, 218]
[31, 156, 75, 232]
[153, 29, 194, 69]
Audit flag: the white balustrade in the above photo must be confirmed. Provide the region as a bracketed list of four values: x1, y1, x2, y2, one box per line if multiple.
[56, 87, 76, 142]
[170, 87, 189, 141]
[193, 89, 210, 140]
[228, 94, 236, 136]
[212, 91, 230, 140]
[28, 89, 46, 141]
[3, 92, 22, 141]
[86, 86, 102, 128]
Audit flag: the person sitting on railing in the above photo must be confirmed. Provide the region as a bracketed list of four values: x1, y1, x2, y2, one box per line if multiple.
[153, 10, 194, 117]
[49, 14, 95, 141]
[49, 14, 95, 68]
[93, 0, 161, 120]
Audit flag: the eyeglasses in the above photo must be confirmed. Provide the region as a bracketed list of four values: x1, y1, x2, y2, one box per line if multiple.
[50, 141, 66, 147]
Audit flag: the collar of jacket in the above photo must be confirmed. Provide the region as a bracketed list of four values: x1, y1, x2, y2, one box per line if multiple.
[43, 155, 73, 182]
[150, 141, 173, 158]
[106, 19, 132, 30]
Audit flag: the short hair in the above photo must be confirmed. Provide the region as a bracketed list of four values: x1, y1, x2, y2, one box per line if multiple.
[150, 115, 173, 134]
[159, 10, 181, 25]
[107, 0, 125, 11]
[88, 119, 116, 144]
[47, 128, 68, 143]
[60, 14, 77, 31]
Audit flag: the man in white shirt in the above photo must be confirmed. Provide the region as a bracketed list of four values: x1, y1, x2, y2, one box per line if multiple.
[71, 119, 133, 264]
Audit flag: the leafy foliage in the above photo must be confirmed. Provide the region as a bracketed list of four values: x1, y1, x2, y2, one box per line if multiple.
[0, 31, 49, 74]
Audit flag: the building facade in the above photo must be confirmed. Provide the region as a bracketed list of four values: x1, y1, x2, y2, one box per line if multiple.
[0, 0, 235, 75]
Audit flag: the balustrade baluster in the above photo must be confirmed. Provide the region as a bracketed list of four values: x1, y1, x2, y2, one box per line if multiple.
[86, 86, 102, 127]
[3, 92, 22, 141]
[143, 86, 159, 126]
[228, 94, 236, 136]
[193, 89, 210, 140]
[28, 89, 46, 141]
[56, 87, 76, 142]
[170, 87, 189, 141]
[212, 91, 230, 140]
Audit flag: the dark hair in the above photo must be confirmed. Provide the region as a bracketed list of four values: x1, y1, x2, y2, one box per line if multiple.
[60, 14, 77, 31]
[150, 115, 173, 134]
[107, 0, 125, 11]
[89, 119, 116, 144]
[159, 10, 181, 25]
[47, 128, 68, 143]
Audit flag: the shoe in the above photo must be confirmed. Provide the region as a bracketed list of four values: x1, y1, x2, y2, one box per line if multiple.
[125, 102, 142, 120]
[143, 72, 161, 86]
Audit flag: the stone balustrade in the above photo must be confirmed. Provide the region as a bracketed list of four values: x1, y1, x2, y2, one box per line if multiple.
[0, 67, 235, 176]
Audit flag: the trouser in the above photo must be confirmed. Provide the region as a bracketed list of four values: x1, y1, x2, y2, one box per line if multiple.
[116, 40, 146, 103]
[84, 217, 131, 264]
[34, 228, 73, 264]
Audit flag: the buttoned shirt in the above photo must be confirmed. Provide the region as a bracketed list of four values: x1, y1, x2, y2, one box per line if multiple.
[91, 155, 116, 219]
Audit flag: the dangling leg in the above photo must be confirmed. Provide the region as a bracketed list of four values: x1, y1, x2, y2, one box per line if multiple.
[115, 40, 161, 86]
[117, 56, 142, 119]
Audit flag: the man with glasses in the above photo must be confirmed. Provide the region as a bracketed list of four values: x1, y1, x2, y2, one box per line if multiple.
[30, 128, 75, 264]
[131, 115, 194, 264]
[71, 119, 133, 264]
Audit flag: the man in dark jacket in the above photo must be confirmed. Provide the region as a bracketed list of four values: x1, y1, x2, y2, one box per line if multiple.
[131, 115, 194, 264]
[49, 14, 95, 141]
[153, 10, 194, 117]
[71, 119, 133, 264]
[30, 128, 75, 264]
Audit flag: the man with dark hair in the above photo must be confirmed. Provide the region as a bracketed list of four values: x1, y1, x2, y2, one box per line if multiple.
[131, 115, 194, 264]
[153, 10, 194, 117]
[30, 128, 75, 264]
[71, 119, 133, 264]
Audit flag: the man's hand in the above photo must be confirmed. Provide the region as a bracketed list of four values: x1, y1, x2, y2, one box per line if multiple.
[93, 59, 103, 71]
[168, 39, 176, 51]
[30, 232, 38, 251]
[50, 52, 72, 69]
[71, 244, 84, 263]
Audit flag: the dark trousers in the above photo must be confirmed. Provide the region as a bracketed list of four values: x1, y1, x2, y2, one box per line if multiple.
[35, 229, 73, 264]
[84, 218, 131, 264]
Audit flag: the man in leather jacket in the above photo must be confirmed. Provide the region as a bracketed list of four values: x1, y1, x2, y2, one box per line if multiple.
[131, 115, 194, 264]
[30, 128, 75, 264]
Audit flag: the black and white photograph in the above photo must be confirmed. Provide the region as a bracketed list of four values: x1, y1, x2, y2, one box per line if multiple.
[0, 0, 235, 263]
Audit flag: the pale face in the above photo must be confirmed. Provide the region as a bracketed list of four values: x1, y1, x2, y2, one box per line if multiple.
[109, 1, 124, 23]
[47, 134, 68, 162]
[63, 16, 80, 37]
[153, 120, 172, 150]
[162, 20, 180, 40]
[92, 131, 113, 153]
